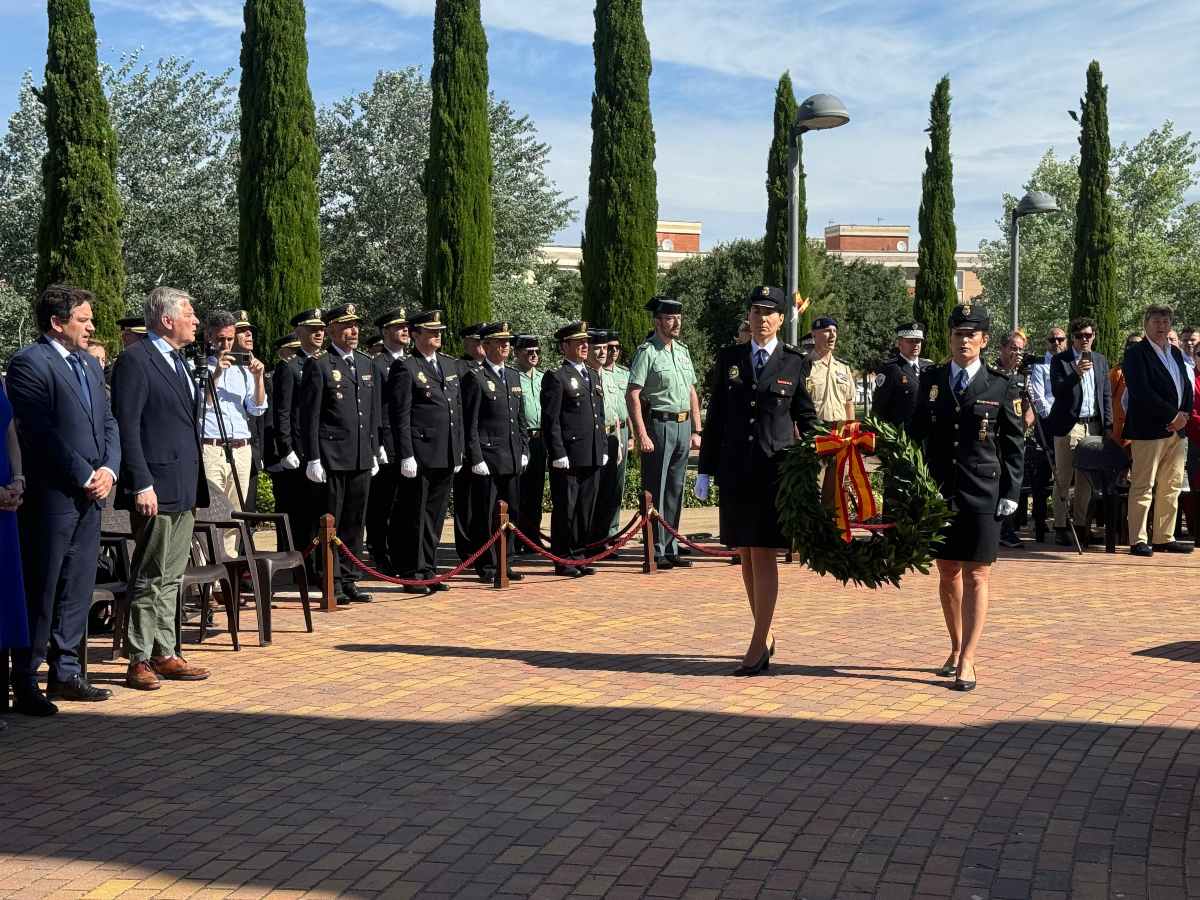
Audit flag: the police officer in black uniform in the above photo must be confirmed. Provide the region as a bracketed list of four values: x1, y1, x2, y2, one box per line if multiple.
[299, 303, 383, 605]
[272, 309, 326, 576]
[453, 323, 486, 563]
[697, 287, 818, 675]
[261, 333, 299, 510]
[872, 322, 933, 428]
[541, 321, 607, 577]
[463, 322, 529, 583]
[389, 310, 464, 595]
[365, 307, 409, 573]
[908, 303, 1025, 692]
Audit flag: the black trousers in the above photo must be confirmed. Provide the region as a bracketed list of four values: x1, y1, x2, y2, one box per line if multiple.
[12, 500, 100, 688]
[517, 433, 547, 542]
[452, 466, 475, 560]
[590, 434, 623, 544]
[394, 467, 453, 577]
[471, 472, 519, 575]
[275, 469, 319, 568]
[365, 462, 399, 568]
[549, 465, 600, 560]
[322, 468, 371, 594]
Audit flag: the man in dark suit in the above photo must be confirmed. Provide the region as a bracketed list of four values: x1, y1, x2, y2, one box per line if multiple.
[1124, 304, 1194, 556]
[272, 310, 325, 575]
[872, 322, 933, 428]
[463, 322, 529, 582]
[6, 286, 121, 713]
[1045, 315, 1113, 545]
[365, 307, 409, 574]
[300, 304, 383, 605]
[389, 310, 464, 594]
[541, 321, 607, 577]
[111, 286, 211, 691]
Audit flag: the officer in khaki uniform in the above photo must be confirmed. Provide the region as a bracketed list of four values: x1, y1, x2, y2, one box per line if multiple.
[805, 315, 856, 426]
[627, 296, 702, 568]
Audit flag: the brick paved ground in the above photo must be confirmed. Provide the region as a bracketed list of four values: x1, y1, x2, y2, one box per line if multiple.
[3, 515, 1200, 900]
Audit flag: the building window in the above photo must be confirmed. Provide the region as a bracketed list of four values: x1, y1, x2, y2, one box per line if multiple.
[955, 270, 964, 291]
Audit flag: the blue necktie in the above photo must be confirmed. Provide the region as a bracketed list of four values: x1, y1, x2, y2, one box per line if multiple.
[68, 353, 92, 408]
[754, 348, 768, 379]
[954, 368, 969, 397]
[173, 352, 192, 396]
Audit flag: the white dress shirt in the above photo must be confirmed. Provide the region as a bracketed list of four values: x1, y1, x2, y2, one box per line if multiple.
[48, 337, 117, 488]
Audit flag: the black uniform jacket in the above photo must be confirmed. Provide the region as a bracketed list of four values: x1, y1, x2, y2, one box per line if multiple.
[272, 352, 309, 462]
[873, 355, 932, 427]
[698, 342, 818, 482]
[389, 352, 464, 471]
[373, 351, 403, 459]
[540, 362, 606, 468]
[464, 364, 529, 475]
[300, 349, 382, 472]
[908, 363, 1025, 513]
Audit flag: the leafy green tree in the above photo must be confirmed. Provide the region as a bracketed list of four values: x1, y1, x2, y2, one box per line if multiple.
[0, 279, 34, 364]
[239, 0, 322, 355]
[1070, 60, 1119, 361]
[815, 257, 912, 373]
[912, 76, 957, 361]
[318, 69, 572, 315]
[581, 0, 657, 342]
[424, 0, 493, 353]
[37, 0, 125, 347]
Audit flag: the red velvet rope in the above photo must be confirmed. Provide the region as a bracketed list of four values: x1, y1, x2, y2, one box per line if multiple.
[509, 517, 645, 566]
[649, 511, 739, 558]
[332, 530, 502, 586]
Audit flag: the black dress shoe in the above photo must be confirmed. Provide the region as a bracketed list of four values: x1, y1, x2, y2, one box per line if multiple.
[48, 675, 111, 702]
[13, 689, 58, 717]
[402, 584, 432, 595]
[347, 591, 372, 603]
[1152, 541, 1194, 554]
[555, 565, 583, 577]
[1130, 542, 1154, 557]
[430, 581, 450, 592]
[336, 594, 351, 606]
[507, 570, 524, 581]
[578, 565, 596, 576]
[476, 568, 497, 583]
[654, 556, 675, 569]
[1054, 528, 1073, 546]
[666, 555, 693, 568]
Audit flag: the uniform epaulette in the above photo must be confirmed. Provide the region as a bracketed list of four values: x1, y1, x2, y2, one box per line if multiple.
[782, 343, 804, 355]
[987, 365, 1010, 379]
[314, 350, 327, 359]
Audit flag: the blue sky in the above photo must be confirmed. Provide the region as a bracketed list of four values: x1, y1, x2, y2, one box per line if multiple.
[2, 0, 1198, 251]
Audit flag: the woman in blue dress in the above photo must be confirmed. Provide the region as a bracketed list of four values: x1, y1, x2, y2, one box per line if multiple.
[1, 377, 30, 721]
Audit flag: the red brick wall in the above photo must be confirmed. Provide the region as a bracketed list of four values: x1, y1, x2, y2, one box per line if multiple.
[825, 234, 908, 252]
[657, 231, 700, 253]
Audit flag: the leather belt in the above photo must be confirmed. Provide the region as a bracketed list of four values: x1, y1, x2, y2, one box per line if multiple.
[527, 428, 541, 438]
[203, 438, 251, 448]
[649, 411, 690, 423]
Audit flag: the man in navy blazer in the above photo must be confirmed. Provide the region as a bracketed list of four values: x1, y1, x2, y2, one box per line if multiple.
[1123, 304, 1195, 556]
[111, 286, 212, 691]
[1046, 316, 1113, 545]
[6, 286, 121, 713]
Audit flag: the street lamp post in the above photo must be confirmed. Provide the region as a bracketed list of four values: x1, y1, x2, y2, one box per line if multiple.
[787, 93, 850, 345]
[1008, 190, 1059, 333]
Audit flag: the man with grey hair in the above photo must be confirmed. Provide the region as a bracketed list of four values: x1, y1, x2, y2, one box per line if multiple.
[111, 286, 212, 690]
[202, 309, 267, 555]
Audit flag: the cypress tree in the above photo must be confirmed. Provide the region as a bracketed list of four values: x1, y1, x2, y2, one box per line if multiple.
[763, 72, 813, 333]
[1071, 60, 1119, 362]
[36, 0, 125, 347]
[425, 0, 493, 353]
[239, 0, 322, 356]
[912, 76, 958, 362]
[581, 0, 657, 343]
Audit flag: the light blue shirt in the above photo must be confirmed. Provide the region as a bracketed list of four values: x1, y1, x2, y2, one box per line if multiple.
[149, 332, 195, 400]
[203, 355, 267, 440]
[1071, 349, 1095, 418]
[949, 358, 982, 391]
[1027, 355, 1052, 418]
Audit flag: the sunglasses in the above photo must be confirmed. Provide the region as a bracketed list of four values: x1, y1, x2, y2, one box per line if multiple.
[1073, 332, 1095, 339]
[1048, 336, 1066, 343]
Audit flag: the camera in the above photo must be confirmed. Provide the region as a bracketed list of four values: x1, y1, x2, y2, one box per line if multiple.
[1016, 352, 1040, 374]
[205, 343, 251, 366]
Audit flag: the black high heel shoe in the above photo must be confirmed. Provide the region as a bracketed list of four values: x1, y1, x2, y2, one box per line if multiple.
[730, 649, 770, 677]
[935, 655, 958, 678]
[952, 663, 977, 692]
[768, 637, 776, 659]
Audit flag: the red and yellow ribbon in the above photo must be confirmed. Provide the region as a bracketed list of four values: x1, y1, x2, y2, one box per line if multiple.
[814, 422, 879, 543]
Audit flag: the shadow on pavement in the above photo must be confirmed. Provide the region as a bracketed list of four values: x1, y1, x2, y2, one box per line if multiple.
[1132, 641, 1200, 662]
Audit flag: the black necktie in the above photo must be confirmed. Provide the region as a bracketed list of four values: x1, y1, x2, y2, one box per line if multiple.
[173, 352, 192, 396]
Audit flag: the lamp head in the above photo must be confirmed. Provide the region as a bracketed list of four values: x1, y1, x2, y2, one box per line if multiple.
[1015, 190, 1059, 218]
[795, 93, 850, 133]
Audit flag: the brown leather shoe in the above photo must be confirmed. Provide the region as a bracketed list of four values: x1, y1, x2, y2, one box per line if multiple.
[149, 655, 210, 681]
[126, 661, 162, 691]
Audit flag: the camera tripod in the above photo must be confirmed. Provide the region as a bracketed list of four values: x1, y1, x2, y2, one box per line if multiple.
[192, 349, 248, 511]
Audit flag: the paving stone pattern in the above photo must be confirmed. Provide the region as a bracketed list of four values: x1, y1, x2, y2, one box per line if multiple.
[2, 533, 1200, 899]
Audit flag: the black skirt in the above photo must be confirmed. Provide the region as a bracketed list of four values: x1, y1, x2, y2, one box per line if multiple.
[936, 509, 1002, 564]
[718, 451, 788, 549]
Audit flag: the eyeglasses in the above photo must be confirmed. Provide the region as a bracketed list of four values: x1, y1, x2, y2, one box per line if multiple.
[1073, 331, 1095, 339]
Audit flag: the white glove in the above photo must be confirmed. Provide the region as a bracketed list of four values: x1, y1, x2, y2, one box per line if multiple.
[520, 454, 529, 472]
[454, 464, 462, 473]
[694, 474, 711, 501]
[472, 461, 490, 476]
[377, 447, 389, 465]
[305, 460, 327, 484]
[602, 454, 609, 466]
[996, 498, 1018, 517]
[370, 459, 379, 477]
[551, 456, 570, 470]
[281, 451, 300, 470]
[400, 456, 418, 479]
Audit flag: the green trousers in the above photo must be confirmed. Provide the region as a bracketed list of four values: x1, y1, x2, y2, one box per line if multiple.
[609, 425, 630, 536]
[125, 509, 194, 663]
[642, 417, 690, 558]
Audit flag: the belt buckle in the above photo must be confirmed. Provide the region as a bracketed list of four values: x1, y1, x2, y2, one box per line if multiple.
[676, 412, 687, 423]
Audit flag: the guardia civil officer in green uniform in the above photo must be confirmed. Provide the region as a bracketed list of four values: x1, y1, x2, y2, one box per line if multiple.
[627, 297, 702, 568]
[510, 335, 546, 549]
[697, 287, 818, 675]
[604, 331, 632, 536]
[908, 303, 1025, 692]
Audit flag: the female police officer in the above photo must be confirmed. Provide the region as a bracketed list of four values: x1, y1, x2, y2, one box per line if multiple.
[908, 304, 1024, 691]
[695, 287, 817, 675]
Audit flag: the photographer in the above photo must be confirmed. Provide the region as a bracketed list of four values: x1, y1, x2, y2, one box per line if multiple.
[202, 310, 268, 556]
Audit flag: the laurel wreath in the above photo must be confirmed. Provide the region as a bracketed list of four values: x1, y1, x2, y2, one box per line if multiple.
[776, 417, 950, 589]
